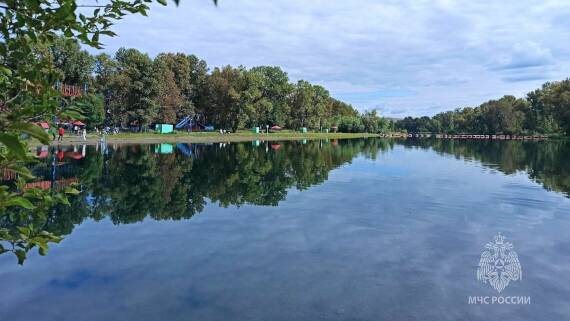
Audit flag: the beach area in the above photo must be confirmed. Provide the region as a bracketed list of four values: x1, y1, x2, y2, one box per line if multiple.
[35, 131, 383, 146]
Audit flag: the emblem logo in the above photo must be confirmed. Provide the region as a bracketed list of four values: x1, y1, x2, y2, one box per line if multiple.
[476, 233, 522, 293]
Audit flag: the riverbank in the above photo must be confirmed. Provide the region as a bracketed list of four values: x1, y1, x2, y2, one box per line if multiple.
[31, 131, 382, 147]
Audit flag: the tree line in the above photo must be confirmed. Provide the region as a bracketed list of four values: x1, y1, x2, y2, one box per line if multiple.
[396, 79, 570, 135]
[36, 36, 570, 136]
[46, 37, 393, 133]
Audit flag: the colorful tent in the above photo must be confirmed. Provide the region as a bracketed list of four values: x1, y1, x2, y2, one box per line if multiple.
[270, 125, 282, 130]
[35, 122, 50, 129]
[72, 120, 86, 126]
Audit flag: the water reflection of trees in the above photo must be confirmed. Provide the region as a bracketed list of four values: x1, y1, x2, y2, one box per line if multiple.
[401, 139, 570, 197]
[38, 139, 570, 232]
[4, 138, 569, 264]
[1, 139, 391, 264]
[55, 139, 393, 227]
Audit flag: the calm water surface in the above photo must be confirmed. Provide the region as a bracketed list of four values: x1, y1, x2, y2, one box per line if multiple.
[1, 138, 570, 321]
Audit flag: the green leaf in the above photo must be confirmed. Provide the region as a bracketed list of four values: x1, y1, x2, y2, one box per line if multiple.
[5, 196, 35, 209]
[64, 188, 80, 195]
[4, 165, 33, 179]
[10, 122, 50, 145]
[17, 226, 30, 236]
[37, 241, 49, 256]
[92, 31, 100, 43]
[0, 134, 27, 159]
[0, 66, 12, 75]
[157, 0, 167, 5]
[100, 30, 117, 37]
[15, 250, 26, 265]
[54, 193, 70, 205]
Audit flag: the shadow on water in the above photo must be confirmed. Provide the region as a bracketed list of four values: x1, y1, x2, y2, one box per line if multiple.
[1, 138, 570, 264]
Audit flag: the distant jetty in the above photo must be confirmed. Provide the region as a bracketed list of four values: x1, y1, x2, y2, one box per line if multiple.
[381, 133, 549, 140]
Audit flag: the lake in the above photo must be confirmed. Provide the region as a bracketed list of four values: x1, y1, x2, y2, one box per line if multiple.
[1, 138, 570, 321]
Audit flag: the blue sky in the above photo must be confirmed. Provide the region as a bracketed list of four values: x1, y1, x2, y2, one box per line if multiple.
[87, 0, 570, 117]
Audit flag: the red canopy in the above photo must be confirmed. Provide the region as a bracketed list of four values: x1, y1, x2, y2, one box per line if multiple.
[66, 152, 84, 160]
[270, 144, 281, 150]
[270, 125, 282, 130]
[36, 122, 49, 129]
[72, 120, 86, 126]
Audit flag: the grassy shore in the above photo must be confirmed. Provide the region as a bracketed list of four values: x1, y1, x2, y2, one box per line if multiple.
[34, 130, 382, 147]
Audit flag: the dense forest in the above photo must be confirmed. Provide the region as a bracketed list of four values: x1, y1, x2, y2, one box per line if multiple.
[46, 37, 393, 133]
[396, 80, 570, 135]
[32, 36, 570, 136]
[49, 36, 570, 136]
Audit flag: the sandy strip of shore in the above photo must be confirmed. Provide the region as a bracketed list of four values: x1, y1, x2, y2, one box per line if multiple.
[31, 132, 382, 147]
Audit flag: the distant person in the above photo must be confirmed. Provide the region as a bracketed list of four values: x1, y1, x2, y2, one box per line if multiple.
[57, 127, 64, 141]
[82, 128, 87, 141]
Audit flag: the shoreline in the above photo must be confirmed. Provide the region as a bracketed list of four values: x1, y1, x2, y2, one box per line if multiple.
[28, 131, 567, 148]
[31, 132, 382, 147]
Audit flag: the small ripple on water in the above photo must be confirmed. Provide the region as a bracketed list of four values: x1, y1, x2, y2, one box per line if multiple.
[491, 182, 552, 209]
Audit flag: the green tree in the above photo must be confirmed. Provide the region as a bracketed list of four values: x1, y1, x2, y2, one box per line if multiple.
[41, 36, 95, 85]
[288, 80, 330, 129]
[107, 48, 158, 129]
[249, 66, 293, 126]
[186, 54, 209, 116]
[0, 0, 215, 264]
[536, 80, 570, 135]
[154, 63, 184, 123]
[71, 94, 105, 129]
[205, 66, 250, 131]
[154, 53, 195, 120]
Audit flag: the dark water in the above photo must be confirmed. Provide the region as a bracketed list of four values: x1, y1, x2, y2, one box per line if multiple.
[2, 138, 570, 321]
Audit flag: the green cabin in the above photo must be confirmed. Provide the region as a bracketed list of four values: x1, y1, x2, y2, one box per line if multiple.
[155, 124, 173, 134]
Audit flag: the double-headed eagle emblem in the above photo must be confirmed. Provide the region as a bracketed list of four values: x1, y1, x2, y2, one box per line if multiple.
[476, 233, 522, 293]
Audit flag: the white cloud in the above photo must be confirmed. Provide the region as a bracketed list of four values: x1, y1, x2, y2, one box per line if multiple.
[493, 41, 554, 69]
[88, 0, 570, 116]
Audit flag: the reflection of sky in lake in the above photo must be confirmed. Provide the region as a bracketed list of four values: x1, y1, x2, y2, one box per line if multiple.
[2, 143, 570, 321]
